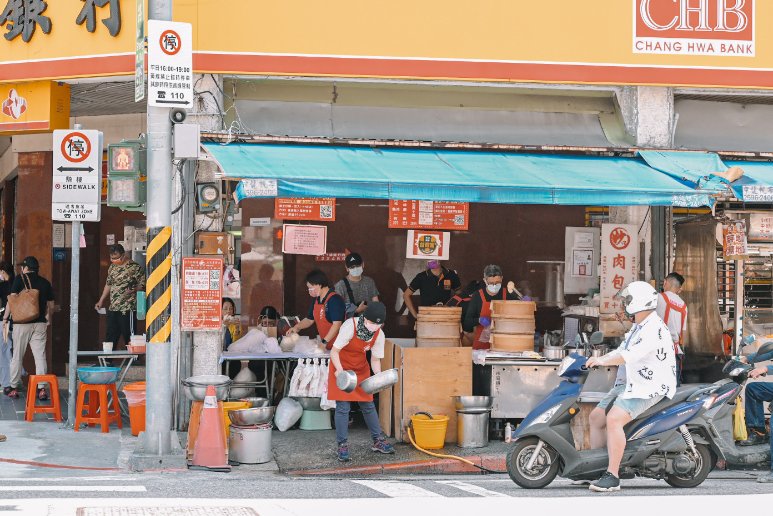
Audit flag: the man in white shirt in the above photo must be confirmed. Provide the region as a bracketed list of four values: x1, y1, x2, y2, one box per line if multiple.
[586, 281, 677, 492]
[656, 272, 687, 385]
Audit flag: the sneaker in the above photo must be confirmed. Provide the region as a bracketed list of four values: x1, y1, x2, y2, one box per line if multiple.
[738, 430, 768, 446]
[6, 389, 19, 399]
[758, 472, 773, 483]
[371, 437, 395, 455]
[37, 388, 48, 402]
[337, 442, 351, 462]
[570, 479, 593, 486]
[589, 471, 621, 492]
[2, 387, 11, 396]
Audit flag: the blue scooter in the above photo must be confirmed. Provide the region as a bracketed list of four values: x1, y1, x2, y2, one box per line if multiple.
[507, 332, 718, 489]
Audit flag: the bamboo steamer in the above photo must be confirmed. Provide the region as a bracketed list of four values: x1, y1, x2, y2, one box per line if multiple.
[416, 336, 461, 348]
[416, 317, 461, 339]
[491, 300, 536, 318]
[491, 316, 536, 335]
[490, 333, 534, 352]
[419, 306, 462, 317]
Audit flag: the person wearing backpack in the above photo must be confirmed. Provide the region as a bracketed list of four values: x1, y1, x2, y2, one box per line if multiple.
[3, 256, 55, 400]
[334, 253, 380, 319]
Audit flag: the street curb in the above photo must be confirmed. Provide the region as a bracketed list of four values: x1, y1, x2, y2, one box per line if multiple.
[286, 455, 507, 476]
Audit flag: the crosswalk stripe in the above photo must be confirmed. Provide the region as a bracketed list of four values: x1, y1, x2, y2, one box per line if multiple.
[0, 476, 140, 482]
[352, 480, 442, 498]
[436, 480, 510, 497]
[0, 486, 146, 492]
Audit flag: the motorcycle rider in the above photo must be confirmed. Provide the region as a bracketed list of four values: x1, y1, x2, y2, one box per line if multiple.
[585, 281, 677, 492]
[737, 350, 773, 483]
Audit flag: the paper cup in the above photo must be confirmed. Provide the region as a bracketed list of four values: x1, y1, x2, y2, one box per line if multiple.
[102, 341, 114, 353]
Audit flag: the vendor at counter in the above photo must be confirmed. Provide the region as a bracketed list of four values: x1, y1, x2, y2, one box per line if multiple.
[287, 269, 345, 350]
[403, 260, 462, 318]
[463, 264, 521, 350]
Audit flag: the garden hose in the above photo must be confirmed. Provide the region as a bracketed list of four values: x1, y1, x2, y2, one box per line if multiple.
[405, 420, 507, 475]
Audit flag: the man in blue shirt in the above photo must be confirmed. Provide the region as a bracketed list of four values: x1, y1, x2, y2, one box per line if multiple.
[738, 349, 773, 483]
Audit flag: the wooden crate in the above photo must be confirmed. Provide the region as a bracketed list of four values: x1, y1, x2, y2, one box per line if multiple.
[380, 342, 471, 443]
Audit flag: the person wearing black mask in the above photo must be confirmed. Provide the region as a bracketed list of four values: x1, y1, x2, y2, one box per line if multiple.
[462, 264, 520, 350]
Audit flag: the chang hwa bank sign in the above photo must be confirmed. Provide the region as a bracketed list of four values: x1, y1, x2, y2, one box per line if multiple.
[634, 0, 754, 57]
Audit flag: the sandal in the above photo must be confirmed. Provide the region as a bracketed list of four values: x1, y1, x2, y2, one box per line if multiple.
[6, 389, 19, 399]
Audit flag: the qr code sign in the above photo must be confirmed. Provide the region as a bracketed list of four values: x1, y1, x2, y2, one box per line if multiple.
[209, 270, 220, 290]
[320, 204, 333, 219]
[454, 215, 465, 226]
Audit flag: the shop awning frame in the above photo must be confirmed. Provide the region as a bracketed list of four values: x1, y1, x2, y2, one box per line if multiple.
[204, 143, 723, 207]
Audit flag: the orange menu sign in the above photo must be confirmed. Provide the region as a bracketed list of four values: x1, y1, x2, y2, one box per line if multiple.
[181, 257, 223, 331]
[388, 200, 469, 230]
[275, 198, 336, 221]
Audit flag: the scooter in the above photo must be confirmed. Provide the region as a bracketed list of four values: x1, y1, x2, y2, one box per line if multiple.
[507, 331, 718, 489]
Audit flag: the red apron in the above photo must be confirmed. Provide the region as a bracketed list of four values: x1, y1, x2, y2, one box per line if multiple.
[313, 291, 342, 351]
[327, 327, 381, 402]
[661, 292, 687, 355]
[473, 288, 506, 350]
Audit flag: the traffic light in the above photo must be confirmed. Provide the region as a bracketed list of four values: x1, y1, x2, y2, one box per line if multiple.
[107, 139, 147, 212]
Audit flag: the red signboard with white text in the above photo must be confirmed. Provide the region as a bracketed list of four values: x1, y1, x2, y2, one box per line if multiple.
[275, 198, 336, 221]
[388, 200, 469, 230]
[181, 257, 223, 331]
[599, 224, 638, 314]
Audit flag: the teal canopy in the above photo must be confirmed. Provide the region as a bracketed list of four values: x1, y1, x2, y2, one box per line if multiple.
[638, 150, 729, 192]
[204, 143, 722, 207]
[724, 161, 773, 203]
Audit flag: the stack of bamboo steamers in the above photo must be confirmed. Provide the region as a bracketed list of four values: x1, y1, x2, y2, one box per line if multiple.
[416, 306, 462, 347]
[489, 301, 536, 352]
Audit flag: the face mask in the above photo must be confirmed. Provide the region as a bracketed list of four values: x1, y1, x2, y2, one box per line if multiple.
[349, 267, 363, 277]
[486, 283, 502, 295]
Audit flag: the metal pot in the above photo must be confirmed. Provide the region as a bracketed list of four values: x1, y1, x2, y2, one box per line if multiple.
[229, 424, 273, 464]
[228, 406, 275, 426]
[336, 370, 358, 393]
[359, 368, 398, 394]
[543, 345, 566, 361]
[452, 396, 494, 412]
[590, 345, 609, 358]
[181, 375, 232, 401]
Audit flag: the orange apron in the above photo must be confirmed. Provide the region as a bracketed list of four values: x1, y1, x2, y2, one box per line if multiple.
[313, 291, 342, 351]
[660, 292, 687, 355]
[327, 327, 381, 402]
[473, 288, 506, 350]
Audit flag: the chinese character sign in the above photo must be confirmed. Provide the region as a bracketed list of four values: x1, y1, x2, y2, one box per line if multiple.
[388, 200, 469, 230]
[723, 220, 748, 259]
[275, 198, 336, 221]
[181, 257, 223, 331]
[600, 224, 638, 314]
[748, 214, 773, 242]
[282, 224, 327, 256]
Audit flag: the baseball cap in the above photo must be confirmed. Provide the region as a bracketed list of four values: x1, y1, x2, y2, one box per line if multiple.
[345, 252, 363, 268]
[363, 301, 386, 325]
[20, 256, 39, 271]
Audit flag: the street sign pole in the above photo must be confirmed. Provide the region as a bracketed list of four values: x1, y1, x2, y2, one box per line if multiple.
[130, 0, 184, 470]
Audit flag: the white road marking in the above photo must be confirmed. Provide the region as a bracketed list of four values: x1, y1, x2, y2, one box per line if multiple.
[436, 480, 510, 497]
[0, 486, 146, 492]
[0, 476, 140, 482]
[352, 480, 442, 498]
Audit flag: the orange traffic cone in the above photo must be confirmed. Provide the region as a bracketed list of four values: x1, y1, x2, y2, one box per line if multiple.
[189, 385, 231, 472]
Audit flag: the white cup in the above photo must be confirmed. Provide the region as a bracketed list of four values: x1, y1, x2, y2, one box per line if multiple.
[102, 341, 114, 353]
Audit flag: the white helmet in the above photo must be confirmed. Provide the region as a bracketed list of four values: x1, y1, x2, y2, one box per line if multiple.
[618, 281, 658, 315]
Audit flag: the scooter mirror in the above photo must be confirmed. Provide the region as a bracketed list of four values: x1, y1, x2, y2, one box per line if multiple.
[589, 331, 604, 345]
[752, 341, 773, 364]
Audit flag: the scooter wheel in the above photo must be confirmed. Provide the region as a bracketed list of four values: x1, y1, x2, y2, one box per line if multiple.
[506, 437, 560, 489]
[665, 443, 712, 488]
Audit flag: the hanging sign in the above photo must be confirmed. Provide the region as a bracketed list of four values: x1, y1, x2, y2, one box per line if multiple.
[406, 230, 450, 260]
[282, 224, 327, 256]
[723, 220, 748, 259]
[275, 198, 336, 221]
[181, 257, 223, 331]
[748, 213, 773, 242]
[52, 129, 103, 222]
[599, 224, 638, 314]
[389, 200, 469, 230]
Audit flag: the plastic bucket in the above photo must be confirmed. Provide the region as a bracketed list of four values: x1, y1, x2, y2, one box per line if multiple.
[122, 382, 146, 437]
[222, 401, 251, 438]
[410, 413, 449, 450]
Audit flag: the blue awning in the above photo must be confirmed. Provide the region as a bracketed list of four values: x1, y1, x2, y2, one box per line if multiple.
[724, 161, 773, 203]
[638, 150, 729, 192]
[204, 143, 722, 207]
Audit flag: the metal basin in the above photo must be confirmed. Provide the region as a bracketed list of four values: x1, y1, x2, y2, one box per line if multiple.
[452, 395, 494, 411]
[181, 374, 232, 401]
[360, 369, 399, 394]
[292, 397, 322, 411]
[238, 397, 270, 408]
[228, 406, 276, 426]
[77, 367, 121, 384]
[336, 370, 357, 393]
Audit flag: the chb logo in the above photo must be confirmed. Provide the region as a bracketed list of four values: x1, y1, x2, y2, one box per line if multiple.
[633, 0, 754, 56]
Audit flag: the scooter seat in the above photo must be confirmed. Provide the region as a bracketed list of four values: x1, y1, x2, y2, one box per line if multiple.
[627, 384, 708, 421]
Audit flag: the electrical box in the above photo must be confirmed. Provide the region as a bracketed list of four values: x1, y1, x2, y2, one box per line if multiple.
[196, 182, 221, 212]
[195, 232, 232, 255]
[173, 123, 200, 159]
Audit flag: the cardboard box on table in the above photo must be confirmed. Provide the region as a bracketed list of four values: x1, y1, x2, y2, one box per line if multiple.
[378, 339, 472, 443]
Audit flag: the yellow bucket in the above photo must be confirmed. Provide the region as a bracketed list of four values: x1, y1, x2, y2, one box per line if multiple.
[222, 401, 251, 437]
[410, 413, 449, 450]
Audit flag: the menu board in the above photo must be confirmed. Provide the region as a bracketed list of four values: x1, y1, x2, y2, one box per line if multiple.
[388, 200, 469, 230]
[275, 198, 336, 221]
[181, 257, 223, 331]
[723, 220, 748, 259]
[282, 224, 327, 256]
[599, 224, 638, 314]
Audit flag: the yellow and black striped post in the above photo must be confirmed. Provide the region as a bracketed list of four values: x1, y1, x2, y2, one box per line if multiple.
[146, 227, 172, 343]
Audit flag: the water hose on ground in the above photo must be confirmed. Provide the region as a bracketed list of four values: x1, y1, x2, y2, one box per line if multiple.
[405, 422, 507, 475]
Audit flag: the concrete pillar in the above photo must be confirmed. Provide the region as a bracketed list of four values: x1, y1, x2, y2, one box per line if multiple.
[190, 74, 225, 133]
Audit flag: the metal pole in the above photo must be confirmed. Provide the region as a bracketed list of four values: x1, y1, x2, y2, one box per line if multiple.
[733, 258, 744, 354]
[141, 0, 174, 456]
[65, 221, 81, 428]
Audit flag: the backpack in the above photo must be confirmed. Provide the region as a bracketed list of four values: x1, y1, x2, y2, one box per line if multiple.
[446, 280, 484, 322]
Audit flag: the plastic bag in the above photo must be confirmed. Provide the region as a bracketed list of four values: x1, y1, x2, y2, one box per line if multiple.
[224, 329, 266, 355]
[733, 396, 748, 441]
[274, 397, 303, 431]
[288, 359, 304, 397]
[264, 337, 281, 354]
[305, 361, 320, 397]
[298, 359, 316, 396]
[320, 359, 335, 410]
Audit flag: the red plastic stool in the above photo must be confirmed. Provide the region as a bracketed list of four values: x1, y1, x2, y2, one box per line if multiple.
[25, 374, 62, 422]
[74, 383, 122, 432]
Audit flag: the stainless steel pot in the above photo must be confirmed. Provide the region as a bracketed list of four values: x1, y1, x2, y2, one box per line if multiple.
[543, 345, 566, 361]
[228, 424, 273, 464]
[590, 345, 609, 358]
[336, 370, 358, 393]
[228, 406, 275, 426]
[359, 368, 398, 394]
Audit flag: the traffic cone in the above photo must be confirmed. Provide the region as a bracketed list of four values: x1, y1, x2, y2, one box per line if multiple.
[189, 385, 231, 472]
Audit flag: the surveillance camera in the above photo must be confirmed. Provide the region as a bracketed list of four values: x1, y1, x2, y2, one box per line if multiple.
[170, 108, 187, 124]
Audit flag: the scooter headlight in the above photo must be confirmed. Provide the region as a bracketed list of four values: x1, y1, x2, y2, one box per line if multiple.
[557, 355, 576, 377]
[525, 404, 561, 428]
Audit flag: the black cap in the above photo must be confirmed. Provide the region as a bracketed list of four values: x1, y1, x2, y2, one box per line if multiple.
[363, 301, 386, 325]
[20, 256, 39, 271]
[345, 252, 363, 268]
